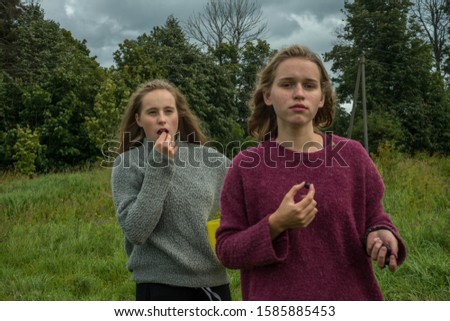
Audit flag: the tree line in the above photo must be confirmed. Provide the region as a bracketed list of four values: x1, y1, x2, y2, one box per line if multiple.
[1, 0, 449, 175]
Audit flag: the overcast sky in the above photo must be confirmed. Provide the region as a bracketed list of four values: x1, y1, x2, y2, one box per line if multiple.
[37, 0, 347, 69]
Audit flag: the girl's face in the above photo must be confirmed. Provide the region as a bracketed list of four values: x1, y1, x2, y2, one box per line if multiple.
[263, 57, 325, 131]
[135, 89, 179, 142]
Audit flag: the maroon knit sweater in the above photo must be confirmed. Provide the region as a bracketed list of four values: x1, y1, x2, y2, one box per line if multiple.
[216, 134, 406, 301]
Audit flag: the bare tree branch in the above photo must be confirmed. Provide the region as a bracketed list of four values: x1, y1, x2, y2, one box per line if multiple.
[411, 0, 450, 73]
[185, 0, 267, 52]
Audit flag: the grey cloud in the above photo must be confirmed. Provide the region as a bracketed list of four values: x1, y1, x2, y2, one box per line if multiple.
[259, 0, 345, 19]
[41, 0, 209, 66]
[39, 0, 346, 67]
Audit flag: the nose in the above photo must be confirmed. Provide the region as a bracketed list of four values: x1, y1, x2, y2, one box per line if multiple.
[157, 112, 167, 124]
[293, 84, 305, 99]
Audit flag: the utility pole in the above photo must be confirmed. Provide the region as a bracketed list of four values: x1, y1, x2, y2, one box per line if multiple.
[347, 53, 369, 153]
[361, 53, 369, 153]
[347, 59, 361, 140]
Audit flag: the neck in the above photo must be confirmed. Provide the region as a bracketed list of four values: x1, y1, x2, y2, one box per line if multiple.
[276, 126, 323, 152]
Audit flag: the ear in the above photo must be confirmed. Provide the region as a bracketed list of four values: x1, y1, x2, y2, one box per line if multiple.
[318, 94, 325, 108]
[135, 113, 142, 127]
[263, 90, 272, 106]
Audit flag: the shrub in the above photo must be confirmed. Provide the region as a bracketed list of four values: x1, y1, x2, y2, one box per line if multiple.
[12, 126, 42, 177]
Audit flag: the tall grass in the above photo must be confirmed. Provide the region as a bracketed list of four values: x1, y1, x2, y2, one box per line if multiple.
[0, 170, 134, 300]
[0, 154, 449, 300]
[373, 151, 449, 300]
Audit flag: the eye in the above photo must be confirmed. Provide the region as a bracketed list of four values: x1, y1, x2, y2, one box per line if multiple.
[280, 81, 294, 88]
[304, 82, 318, 90]
[147, 110, 158, 115]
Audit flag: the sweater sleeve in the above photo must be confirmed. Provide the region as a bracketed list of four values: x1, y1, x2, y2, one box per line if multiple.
[355, 142, 407, 265]
[209, 151, 232, 217]
[111, 147, 174, 245]
[216, 154, 289, 269]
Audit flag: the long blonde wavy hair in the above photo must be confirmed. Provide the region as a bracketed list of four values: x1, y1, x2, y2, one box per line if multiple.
[248, 45, 336, 141]
[117, 79, 207, 154]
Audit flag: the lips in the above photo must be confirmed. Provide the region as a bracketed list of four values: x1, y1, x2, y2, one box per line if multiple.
[157, 128, 169, 135]
[289, 104, 308, 111]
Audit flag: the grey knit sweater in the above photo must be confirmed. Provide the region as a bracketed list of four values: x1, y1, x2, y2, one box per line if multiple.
[111, 140, 230, 287]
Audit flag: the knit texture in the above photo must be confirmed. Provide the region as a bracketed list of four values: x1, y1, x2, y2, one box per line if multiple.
[111, 140, 230, 287]
[216, 134, 406, 300]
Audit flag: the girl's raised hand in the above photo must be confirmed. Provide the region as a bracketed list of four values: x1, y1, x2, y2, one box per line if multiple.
[268, 182, 318, 239]
[154, 132, 177, 159]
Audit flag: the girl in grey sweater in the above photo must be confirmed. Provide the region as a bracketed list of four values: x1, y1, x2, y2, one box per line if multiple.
[111, 80, 231, 301]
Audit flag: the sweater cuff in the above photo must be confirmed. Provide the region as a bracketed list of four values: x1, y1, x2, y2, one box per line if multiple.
[148, 146, 174, 168]
[264, 216, 289, 262]
[364, 225, 389, 246]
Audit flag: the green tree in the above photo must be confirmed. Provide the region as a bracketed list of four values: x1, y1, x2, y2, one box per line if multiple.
[236, 40, 275, 126]
[0, 0, 25, 72]
[84, 77, 125, 152]
[113, 16, 243, 146]
[0, 71, 18, 168]
[350, 110, 404, 153]
[325, 0, 448, 154]
[12, 125, 42, 176]
[186, 0, 272, 134]
[0, 3, 105, 170]
[0, 0, 25, 169]
[328, 105, 350, 137]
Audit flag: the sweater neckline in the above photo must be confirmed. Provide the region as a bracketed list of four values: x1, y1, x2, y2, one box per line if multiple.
[265, 132, 333, 157]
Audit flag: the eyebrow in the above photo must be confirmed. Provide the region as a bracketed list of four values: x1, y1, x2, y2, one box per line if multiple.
[278, 76, 320, 83]
[143, 105, 176, 110]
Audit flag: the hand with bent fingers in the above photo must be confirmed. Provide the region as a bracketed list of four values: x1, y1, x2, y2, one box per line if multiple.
[269, 182, 318, 239]
[154, 132, 177, 159]
[366, 229, 399, 272]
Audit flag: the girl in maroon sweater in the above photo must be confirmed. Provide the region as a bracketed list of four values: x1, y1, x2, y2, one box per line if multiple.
[216, 45, 407, 300]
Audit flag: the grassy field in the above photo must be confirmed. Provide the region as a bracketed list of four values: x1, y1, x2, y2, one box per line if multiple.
[0, 154, 449, 301]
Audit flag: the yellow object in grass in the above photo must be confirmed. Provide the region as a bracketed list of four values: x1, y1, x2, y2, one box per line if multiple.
[207, 218, 220, 251]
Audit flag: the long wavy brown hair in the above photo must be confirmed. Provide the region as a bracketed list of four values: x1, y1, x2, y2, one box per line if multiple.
[117, 79, 207, 154]
[248, 45, 336, 142]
